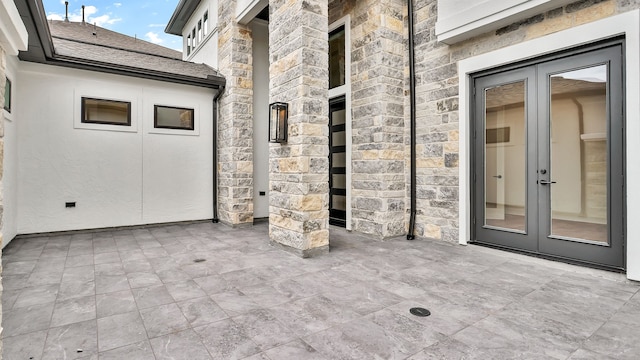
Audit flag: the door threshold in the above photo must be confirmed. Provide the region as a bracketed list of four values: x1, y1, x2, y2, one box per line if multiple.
[469, 240, 626, 274]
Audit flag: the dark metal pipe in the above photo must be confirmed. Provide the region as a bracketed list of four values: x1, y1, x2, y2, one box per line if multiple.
[64, 1, 69, 22]
[407, 0, 417, 240]
[212, 86, 225, 223]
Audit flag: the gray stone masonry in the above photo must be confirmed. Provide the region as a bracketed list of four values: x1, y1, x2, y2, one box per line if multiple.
[409, 0, 637, 241]
[216, 0, 255, 226]
[268, 0, 330, 256]
[329, 0, 407, 239]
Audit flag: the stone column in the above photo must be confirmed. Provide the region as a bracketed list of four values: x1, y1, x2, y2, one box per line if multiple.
[217, 0, 255, 226]
[269, 0, 330, 257]
[349, 0, 406, 238]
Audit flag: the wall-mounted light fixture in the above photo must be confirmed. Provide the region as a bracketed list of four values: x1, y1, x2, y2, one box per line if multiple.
[269, 102, 288, 143]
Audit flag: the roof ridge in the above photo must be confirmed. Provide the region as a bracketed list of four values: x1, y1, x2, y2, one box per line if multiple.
[52, 35, 183, 61]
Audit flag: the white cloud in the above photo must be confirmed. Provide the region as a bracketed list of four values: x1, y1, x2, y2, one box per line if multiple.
[114, 3, 122, 7]
[91, 14, 122, 27]
[48, 13, 63, 21]
[145, 31, 163, 44]
[148, 24, 166, 28]
[46, 5, 121, 28]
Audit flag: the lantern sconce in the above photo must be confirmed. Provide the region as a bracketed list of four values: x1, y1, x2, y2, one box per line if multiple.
[269, 102, 288, 143]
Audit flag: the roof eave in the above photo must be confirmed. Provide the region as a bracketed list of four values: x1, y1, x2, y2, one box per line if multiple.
[51, 54, 226, 89]
[165, 0, 202, 36]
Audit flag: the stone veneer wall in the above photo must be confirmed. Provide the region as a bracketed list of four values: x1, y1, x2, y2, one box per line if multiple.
[0, 44, 5, 358]
[329, 0, 407, 238]
[411, 0, 639, 242]
[268, 0, 330, 256]
[216, 0, 255, 226]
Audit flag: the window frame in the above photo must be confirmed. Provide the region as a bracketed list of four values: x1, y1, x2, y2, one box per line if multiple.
[81, 97, 132, 126]
[153, 104, 195, 131]
[192, 28, 197, 47]
[198, 20, 202, 42]
[203, 11, 209, 36]
[3, 76, 11, 113]
[187, 34, 192, 55]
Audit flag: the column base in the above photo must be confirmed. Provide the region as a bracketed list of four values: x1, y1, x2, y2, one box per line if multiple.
[269, 240, 330, 258]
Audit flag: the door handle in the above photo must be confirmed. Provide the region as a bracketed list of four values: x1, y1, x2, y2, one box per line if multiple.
[493, 175, 502, 179]
[539, 180, 557, 185]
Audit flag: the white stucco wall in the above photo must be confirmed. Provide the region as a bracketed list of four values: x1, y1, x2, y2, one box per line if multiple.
[250, 19, 269, 219]
[16, 62, 215, 234]
[1, 55, 19, 246]
[183, 0, 218, 68]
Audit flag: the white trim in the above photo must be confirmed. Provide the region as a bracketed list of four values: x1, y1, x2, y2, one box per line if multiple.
[237, 0, 268, 25]
[458, 10, 640, 281]
[436, 0, 574, 45]
[0, 0, 28, 55]
[74, 90, 140, 133]
[329, 15, 352, 230]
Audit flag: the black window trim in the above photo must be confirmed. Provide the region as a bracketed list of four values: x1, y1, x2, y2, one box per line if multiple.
[3, 76, 11, 113]
[81, 96, 132, 126]
[154, 104, 195, 130]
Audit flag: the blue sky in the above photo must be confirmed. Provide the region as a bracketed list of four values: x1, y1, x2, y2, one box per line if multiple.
[42, 0, 183, 51]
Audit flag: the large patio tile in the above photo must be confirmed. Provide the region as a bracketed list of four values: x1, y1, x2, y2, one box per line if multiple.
[140, 303, 190, 338]
[166, 280, 207, 302]
[149, 329, 212, 360]
[132, 284, 175, 309]
[269, 294, 361, 337]
[96, 289, 137, 318]
[50, 295, 96, 328]
[1, 330, 48, 360]
[231, 309, 297, 351]
[42, 320, 98, 360]
[97, 311, 148, 352]
[264, 339, 329, 360]
[210, 290, 263, 316]
[98, 341, 155, 360]
[12, 284, 59, 308]
[95, 274, 129, 294]
[193, 319, 260, 359]
[3, 302, 54, 336]
[178, 296, 228, 327]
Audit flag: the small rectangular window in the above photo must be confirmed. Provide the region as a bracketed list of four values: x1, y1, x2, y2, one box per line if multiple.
[192, 28, 197, 47]
[329, 26, 346, 89]
[187, 34, 192, 55]
[198, 20, 202, 42]
[81, 97, 131, 126]
[3, 77, 11, 113]
[203, 11, 208, 36]
[154, 105, 194, 130]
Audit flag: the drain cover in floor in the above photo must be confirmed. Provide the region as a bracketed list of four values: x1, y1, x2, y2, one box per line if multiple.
[409, 307, 431, 317]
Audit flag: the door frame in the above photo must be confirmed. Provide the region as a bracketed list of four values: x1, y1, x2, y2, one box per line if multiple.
[457, 11, 640, 279]
[470, 42, 625, 269]
[328, 15, 352, 229]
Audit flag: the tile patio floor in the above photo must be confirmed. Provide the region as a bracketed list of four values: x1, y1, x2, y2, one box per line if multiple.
[1, 222, 639, 359]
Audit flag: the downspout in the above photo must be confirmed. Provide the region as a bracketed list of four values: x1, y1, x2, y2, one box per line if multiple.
[212, 86, 226, 223]
[407, 0, 417, 240]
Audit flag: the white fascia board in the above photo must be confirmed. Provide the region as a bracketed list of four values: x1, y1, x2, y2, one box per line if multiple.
[236, 0, 268, 25]
[436, 0, 574, 45]
[0, 0, 28, 55]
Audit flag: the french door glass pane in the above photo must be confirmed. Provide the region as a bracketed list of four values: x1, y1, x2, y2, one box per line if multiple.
[549, 65, 608, 243]
[484, 80, 527, 232]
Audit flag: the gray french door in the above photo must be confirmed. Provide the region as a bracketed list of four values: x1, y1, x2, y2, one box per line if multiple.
[473, 41, 624, 269]
[329, 96, 347, 227]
